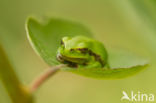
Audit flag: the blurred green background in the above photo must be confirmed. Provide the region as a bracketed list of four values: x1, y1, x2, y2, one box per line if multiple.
[0, 0, 156, 103]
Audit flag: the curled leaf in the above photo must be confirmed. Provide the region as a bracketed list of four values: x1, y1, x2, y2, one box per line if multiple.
[26, 17, 148, 79]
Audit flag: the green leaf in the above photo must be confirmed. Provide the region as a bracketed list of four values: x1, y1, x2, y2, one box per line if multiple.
[26, 17, 93, 66]
[26, 17, 148, 79]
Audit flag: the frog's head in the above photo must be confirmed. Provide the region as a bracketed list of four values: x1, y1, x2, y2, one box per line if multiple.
[57, 36, 91, 67]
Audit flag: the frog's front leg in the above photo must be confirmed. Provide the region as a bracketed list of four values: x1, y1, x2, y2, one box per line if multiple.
[105, 63, 110, 69]
[82, 61, 110, 69]
[82, 62, 102, 69]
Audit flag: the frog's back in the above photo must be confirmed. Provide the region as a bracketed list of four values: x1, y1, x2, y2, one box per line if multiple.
[62, 36, 108, 67]
[72, 36, 108, 64]
[89, 39, 108, 62]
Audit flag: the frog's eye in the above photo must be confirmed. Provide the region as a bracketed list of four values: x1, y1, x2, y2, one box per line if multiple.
[77, 48, 88, 54]
[61, 40, 64, 45]
[70, 49, 74, 52]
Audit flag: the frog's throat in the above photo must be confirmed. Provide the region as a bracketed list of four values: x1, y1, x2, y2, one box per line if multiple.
[57, 53, 79, 67]
[57, 48, 105, 67]
[57, 53, 87, 64]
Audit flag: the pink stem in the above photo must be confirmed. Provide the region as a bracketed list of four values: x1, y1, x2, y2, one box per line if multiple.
[30, 64, 66, 92]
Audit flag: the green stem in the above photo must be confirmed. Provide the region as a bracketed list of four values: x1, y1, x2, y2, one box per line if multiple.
[0, 44, 33, 103]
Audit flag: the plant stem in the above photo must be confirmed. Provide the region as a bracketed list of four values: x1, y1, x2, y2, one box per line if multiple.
[30, 64, 66, 93]
[0, 44, 33, 103]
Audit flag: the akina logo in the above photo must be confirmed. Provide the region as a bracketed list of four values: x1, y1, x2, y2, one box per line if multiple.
[121, 91, 154, 102]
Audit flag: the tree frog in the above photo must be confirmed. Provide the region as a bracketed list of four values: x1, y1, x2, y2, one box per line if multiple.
[57, 36, 108, 68]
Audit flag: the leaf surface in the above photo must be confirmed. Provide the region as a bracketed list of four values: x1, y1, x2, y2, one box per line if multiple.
[26, 17, 148, 79]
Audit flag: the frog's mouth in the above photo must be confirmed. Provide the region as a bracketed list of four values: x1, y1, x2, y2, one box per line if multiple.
[57, 53, 88, 67]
